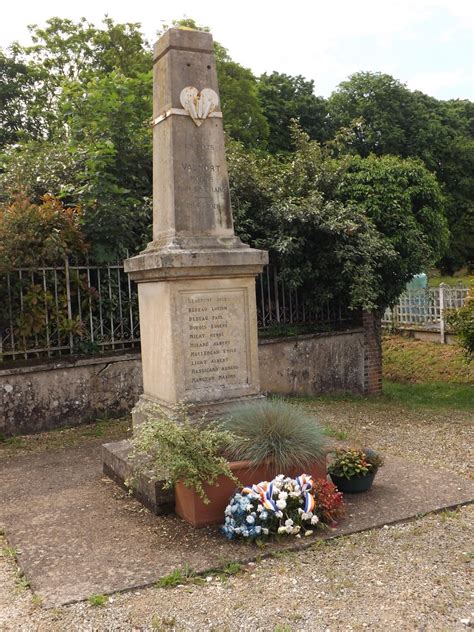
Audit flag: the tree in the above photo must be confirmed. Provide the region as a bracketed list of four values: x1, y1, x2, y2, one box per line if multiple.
[228, 125, 449, 314]
[216, 47, 269, 148]
[258, 72, 328, 153]
[328, 72, 473, 271]
[59, 70, 153, 261]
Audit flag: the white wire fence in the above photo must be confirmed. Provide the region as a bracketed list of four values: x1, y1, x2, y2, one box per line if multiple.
[382, 284, 468, 342]
[0, 261, 357, 362]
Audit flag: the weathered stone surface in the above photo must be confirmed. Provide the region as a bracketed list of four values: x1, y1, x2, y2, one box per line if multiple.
[149, 28, 240, 249]
[120, 27, 267, 428]
[137, 276, 261, 407]
[0, 353, 142, 437]
[259, 329, 366, 396]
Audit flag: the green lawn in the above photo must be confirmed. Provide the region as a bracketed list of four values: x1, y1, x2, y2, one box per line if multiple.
[298, 380, 474, 413]
[382, 335, 473, 385]
[427, 274, 473, 287]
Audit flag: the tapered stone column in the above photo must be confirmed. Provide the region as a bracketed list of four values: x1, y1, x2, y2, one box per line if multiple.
[103, 28, 267, 508]
[125, 27, 267, 419]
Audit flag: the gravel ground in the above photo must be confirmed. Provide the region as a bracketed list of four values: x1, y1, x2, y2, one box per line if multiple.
[0, 400, 472, 631]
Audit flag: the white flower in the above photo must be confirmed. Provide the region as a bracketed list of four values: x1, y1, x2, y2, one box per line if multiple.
[295, 534, 302, 539]
[311, 515, 320, 525]
[284, 519, 294, 527]
[304, 530, 313, 537]
[242, 529, 249, 537]
[225, 505, 232, 516]
[298, 508, 304, 515]
[278, 526, 287, 534]
[246, 504, 253, 512]
[302, 512, 313, 521]
[256, 504, 264, 513]
[262, 528, 269, 535]
[275, 510, 283, 518]
[278, 491, 288, 500]
[276, 499, 287, 510]
[246, 515, 255, 524]
[293, 525, 301, 534]
[254, 525, 262, 535]
[285, 525, 293, 534]
[289, 491, 301, 498]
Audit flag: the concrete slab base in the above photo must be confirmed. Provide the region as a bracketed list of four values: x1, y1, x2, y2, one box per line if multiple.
[0, 441, 473, 607]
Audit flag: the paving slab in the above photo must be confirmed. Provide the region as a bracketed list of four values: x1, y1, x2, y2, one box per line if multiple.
[0, 442, 473, 607]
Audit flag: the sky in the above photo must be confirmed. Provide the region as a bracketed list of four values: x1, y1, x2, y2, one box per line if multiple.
[2, 0, 473, 100]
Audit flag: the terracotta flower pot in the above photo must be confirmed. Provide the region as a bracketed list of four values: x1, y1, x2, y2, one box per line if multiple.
[175, 458, 327, 528]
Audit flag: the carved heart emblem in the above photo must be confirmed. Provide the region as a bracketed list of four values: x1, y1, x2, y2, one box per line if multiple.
[180, 87, 219, 127]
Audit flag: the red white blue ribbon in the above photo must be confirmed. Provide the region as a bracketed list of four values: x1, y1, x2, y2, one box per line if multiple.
[296, 475, 315, 513]
[242, 482, 278, 512]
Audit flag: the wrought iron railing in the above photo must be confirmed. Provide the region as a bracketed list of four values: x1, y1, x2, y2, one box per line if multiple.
[0, 260, 139, 361]
[0, 261, 357, 362]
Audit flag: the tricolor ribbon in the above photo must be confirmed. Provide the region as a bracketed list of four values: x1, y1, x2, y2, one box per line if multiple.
[296, 474, 315, 513]
[242, 481, 278, 512]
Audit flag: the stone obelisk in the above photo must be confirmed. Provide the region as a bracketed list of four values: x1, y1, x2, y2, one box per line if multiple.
[125, 27, 267, 420]
[103, 28, 267, 511]
[131, 28, 267, 420]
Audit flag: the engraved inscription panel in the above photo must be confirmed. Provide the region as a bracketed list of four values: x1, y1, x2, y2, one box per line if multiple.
[181, 289, 249, 390]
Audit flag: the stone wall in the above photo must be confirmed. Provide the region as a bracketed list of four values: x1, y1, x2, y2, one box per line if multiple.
[0, 329, 367, 437]
[259, 329, 365, 396]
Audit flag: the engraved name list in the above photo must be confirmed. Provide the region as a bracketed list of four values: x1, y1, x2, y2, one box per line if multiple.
[181, 290, 249, 390]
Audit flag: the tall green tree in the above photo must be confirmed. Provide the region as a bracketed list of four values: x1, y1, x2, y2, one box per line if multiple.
[328, 72, 473, 271]
[228, 125, 449, 313]
[258, 72, 328, 153]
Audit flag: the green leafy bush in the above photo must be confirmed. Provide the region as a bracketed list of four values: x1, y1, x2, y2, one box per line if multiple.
[447, 287, 474, 361]
[0, 194, 87, 271]
[221, 399, 327, 475]
[131, 405, 238, 503]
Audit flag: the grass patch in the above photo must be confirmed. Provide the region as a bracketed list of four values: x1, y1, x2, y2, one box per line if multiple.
[155, 565, 204, 589]
[323, 426, 349, 441]
[382, 335, 473, 385]
[298, 380, 473, 413]
[0, 417, 130, 457]
[382, 381, 474, 412]
[88, 594, 108, 607]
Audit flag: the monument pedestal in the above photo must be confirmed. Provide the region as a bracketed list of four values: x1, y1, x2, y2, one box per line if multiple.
[126, 248, 267, 422]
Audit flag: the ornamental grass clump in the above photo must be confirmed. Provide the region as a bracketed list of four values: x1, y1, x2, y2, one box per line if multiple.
[221, 399, 327, 474]
[221, 474, 344, 541]
[130, 404, 239, 504]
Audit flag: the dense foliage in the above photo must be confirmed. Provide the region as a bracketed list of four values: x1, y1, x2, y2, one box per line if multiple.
[0, 15, 470, 306]
[447, 287, 474, 361]
[0, 194, 87, 271]
[131, 405, 239, 503]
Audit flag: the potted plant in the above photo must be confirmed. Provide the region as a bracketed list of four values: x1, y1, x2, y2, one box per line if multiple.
[221, 398, 328, 482]
[131, 399, 328, 528]
[327, 447, 384, 493]
[131, 404, 241, 527]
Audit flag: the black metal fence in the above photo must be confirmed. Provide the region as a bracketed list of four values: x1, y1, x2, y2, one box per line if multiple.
[1, 261, 356, 362]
